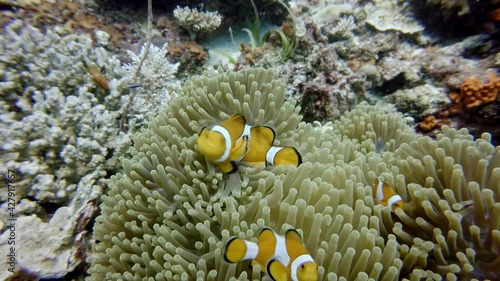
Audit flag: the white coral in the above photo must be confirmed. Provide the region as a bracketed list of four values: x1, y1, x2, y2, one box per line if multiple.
[122, 43, 179, 129]
[0, 20, 131, 204]
[331, 15, 356, 39]
[173, 6, 222, 34]
[365, 0, 424, 34]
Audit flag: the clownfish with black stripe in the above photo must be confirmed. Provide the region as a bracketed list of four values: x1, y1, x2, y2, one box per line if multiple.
[224, 228, 318, 281]
[372, 178, 405, 211]
[197, 114, 302, 173]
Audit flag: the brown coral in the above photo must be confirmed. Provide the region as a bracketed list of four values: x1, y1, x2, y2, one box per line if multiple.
[448, 72, 500, 110]
[419, 73, 500, 136]
[167, 41, 208, 75]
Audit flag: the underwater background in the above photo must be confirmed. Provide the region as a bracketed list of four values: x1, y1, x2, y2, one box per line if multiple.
[0, 0, 499, 280]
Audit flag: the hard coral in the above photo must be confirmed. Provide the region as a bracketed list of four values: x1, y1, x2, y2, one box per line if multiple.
[167, 41, 208, 75]
[10, 0, 123, 45]
[448, 72, 500, 109]
[173, 6, 222, 38]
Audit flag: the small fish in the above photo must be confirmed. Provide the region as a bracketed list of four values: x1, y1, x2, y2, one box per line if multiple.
[372, 178, 404, 211]
[224, 228, 318, 281]
[197, 114, 302, 174]
[127, 83, 142, 88]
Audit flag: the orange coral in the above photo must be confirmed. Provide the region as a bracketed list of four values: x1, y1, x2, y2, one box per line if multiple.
[448, 72, 500, 109]
[419, 115, 438, 131]
[418, 115, 450, 131]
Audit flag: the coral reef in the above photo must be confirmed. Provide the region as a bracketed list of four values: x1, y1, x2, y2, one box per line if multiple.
[0, 172, 99, 279]
[173, 6, 222, 38]
[364, 0, 424, 34]
[448, 72, 500, 110]
[167, 41, 208, 76]
[385, 84, 451, 119]
[418, 72, 500, 144]
[0, 20, 127, 205]
[410, 0, 500, 36]
[87, 67, 500, 280]
[0, 19, 178, 227]
[1, 0, 499, 279]
[327, 15, 357, 40]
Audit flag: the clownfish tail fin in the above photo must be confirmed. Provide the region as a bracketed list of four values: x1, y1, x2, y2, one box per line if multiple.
[269, 146, 302, 167]
[267, 259, 288, 281]
[224, 237, 248, 263]
[224, 236, 258, 263]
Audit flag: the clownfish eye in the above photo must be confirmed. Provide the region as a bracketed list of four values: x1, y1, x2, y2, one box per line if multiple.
[301, 264, 305, 269]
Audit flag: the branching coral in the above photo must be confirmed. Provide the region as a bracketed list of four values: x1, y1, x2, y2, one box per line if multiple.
[0, 20, 177, 209]
[88, 68, 500, 280]
[173, 6, 222, 37]
[0, 20, 127, 204]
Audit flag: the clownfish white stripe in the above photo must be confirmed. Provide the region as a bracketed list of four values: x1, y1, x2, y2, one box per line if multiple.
[273, 232, 291, 268]
[211, 125, 232, 163]
[266, 146, 284, 166]
[242, 240, 259, 260]
[387, 194, 403, 210]
[241, 124, 252, 139]
[291, 254, 315, 281]
[375, 180, 384, 201]
[235, 124, 253, 161]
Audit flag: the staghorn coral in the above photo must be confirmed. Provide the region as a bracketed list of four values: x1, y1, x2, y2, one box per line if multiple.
[88, 68, 500, 280]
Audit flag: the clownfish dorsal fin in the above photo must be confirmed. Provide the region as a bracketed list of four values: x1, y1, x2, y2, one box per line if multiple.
[252, 126, 276, 147]
[198, 126, 206, 135]
[258, 228, 276, 245]
[256, 228, 277, 265]
[267, 259, 289, 281]
[285, 229, 303, 243]
[223, 114, 246, 127]
[285, 229, 309, 260]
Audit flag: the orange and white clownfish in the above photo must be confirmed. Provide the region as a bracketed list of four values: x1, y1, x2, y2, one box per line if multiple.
[224, 228, 318, 281]
[372, 178, 405, 211]
[197, 114, 302, 174]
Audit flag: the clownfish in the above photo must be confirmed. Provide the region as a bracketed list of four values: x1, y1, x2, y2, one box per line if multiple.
[197, 114, 302, 173]
[372, 178, 404, 211]
[224, 228, 318, 281]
